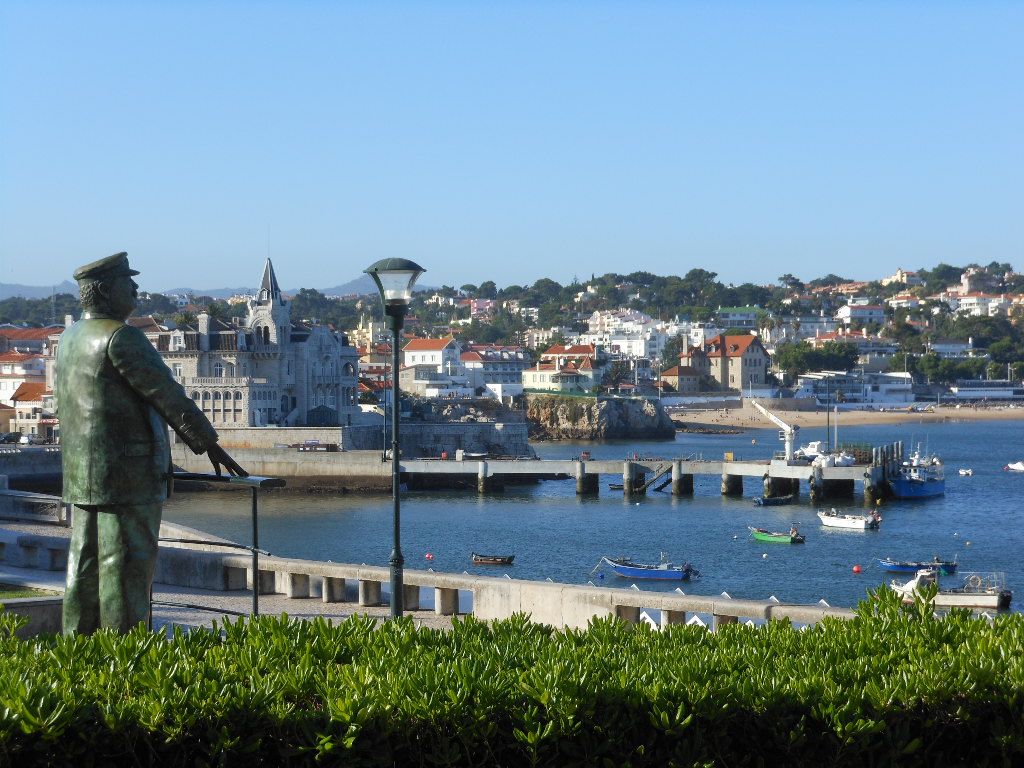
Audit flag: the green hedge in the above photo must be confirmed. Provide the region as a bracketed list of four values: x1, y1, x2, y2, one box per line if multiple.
[2, 590, 1023, 766]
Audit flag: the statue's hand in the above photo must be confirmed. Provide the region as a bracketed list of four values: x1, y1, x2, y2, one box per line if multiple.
[207, 444, 249, 477]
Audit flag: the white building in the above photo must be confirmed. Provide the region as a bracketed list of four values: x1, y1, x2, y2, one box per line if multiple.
[460, 344, 529, 400]
[0, 352, 46, 408]
[794, 370, 914, 404]
[835, 304, 886, 327]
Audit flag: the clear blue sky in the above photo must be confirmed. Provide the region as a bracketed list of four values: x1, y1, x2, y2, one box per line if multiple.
[1, 1, 1021, 294]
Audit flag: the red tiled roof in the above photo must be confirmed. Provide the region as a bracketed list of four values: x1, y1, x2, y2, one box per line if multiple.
[403, 336, 456, 352]
[0, 352, 41, 363]
[705, 334, 762, 357]
[11, 382, 48, 402]
[0, 326, 63, 340]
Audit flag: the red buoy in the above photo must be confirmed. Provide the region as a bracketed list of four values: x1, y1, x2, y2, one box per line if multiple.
[425, 553, 434, 560]
[852, 564, 862, 574]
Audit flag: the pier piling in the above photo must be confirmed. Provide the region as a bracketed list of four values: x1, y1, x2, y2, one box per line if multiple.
[575, 461, 599, 495]
[721, 473, 743, 497]
[671, 461, 693, 496]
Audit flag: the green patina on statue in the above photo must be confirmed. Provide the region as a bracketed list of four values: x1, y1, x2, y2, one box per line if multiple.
[55, 252, 247, 634]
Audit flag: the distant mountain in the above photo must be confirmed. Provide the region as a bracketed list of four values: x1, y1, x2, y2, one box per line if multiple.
[0, 281, 78, 300]
[1, 274, 428, 301]
[316, 275, 379, 296]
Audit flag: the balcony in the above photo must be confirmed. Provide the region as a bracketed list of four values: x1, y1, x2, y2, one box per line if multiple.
[185, 376, 268, 387]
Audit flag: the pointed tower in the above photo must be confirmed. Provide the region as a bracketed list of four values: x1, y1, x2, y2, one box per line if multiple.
[247, 258, 291, 345]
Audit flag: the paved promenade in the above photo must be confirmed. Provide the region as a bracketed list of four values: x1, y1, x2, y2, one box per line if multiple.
[0, 520, 457, 633]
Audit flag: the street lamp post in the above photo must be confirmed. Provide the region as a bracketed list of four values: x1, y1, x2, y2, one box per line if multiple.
[365, 257, 426, 618]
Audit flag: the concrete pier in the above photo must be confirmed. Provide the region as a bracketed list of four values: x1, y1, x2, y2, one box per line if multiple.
[476, 461, 504, 493]
[671, 461, 694, 496]
[721, 473, 744, 497]
[576, 462, 599, 495]
[623, 462, 647, 495]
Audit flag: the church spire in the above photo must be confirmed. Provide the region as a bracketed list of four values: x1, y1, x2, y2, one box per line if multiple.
[257, 258, 282, 303]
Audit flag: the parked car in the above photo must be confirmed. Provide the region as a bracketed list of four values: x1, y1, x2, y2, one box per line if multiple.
[17, 434, 45, 445]
[0, 432, 20, 444]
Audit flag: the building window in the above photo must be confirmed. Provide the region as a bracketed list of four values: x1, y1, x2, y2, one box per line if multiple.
[172, 364, 182, 378]
[213, 363, 224, 378]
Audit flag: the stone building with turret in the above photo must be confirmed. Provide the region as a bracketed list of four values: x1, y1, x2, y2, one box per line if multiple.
[142, 259, 360, 428]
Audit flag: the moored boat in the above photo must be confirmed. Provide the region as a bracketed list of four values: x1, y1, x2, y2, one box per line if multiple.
[1004, 461, 1024, 472]
[877, 556, 957, 575]
[817, 508, 881, 530]
[890, 449, 945, 499]
[470, 553, 515, 565]
[749, 526, 805, 544]
[889, 568, 1012, 610]
[752, 494, 797, 506]
[601, 555, 700, 580]
[958, 468, 973, 476]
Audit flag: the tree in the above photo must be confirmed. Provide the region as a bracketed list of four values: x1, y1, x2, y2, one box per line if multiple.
[778, 273, 804, 291]
[807, 274, 851, 288]
[460, 284, 478, 296]
[477, 281, 498, 299]
[662, 334, 689, 366]
[772, 342, 811, 380]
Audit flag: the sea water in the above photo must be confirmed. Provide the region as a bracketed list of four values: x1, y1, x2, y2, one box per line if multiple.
[164, 418, 1024, 611]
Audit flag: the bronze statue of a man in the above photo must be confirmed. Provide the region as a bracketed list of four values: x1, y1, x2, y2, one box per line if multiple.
[55, 252, 247, 634]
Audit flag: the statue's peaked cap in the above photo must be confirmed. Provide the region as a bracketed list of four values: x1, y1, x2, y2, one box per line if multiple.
[73, 252, 140, 282]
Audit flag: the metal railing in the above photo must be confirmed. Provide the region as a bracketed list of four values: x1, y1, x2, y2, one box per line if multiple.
[150, 472, 285, 623]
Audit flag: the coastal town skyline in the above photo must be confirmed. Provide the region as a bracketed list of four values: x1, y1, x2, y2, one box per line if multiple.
[2, 3, 1021, 290]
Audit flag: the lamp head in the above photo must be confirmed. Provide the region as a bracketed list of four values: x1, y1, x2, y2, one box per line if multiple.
[364, 258, 426, 309]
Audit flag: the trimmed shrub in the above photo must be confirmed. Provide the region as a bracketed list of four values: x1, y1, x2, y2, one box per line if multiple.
[1, 590, 1023, 766]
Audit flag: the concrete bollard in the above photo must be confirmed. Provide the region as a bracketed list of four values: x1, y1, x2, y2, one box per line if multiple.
[615, 605, 641, 623]
[358, 580, 382, 606]
[661, 609, 687, 628]
[248, 569, 276, 595]
[435, 587, 459, 616]
[712, 613, 738, 632]
[285, 573, 310, 599]
[322, 576, 347, 603]
[403, 584, 420, 611]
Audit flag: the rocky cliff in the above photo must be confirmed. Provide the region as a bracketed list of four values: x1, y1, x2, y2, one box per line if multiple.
[525, 394, 677, 441]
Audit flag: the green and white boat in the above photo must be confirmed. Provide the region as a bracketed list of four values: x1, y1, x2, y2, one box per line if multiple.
[749, 526, 805, 544]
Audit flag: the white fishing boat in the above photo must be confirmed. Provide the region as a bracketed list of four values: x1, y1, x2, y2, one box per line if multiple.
[817, 508, 881, 530]
[1004, 461, 1024, 473]
[958, 468, 973, 476]
[889, 568, 1012, 610]
[794, 440, 826, 461]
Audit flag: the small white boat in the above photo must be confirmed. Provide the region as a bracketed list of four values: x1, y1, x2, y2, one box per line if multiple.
[1004, 461, 1024, 473]
[958, 468, 973, 476]
[889, 568, 1012, 610]
[817, 508, 881, 530]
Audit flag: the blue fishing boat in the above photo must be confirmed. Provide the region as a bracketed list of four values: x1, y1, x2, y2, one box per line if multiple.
[877, 556, 957, 575]
[890, 449, 945, 499]
[600, 554, 700, 580]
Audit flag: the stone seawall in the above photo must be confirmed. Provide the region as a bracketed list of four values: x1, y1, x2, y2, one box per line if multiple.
[207, 422, 531, 458]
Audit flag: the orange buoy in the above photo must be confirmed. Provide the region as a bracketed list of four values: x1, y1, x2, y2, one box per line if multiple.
[852, 564, 862, 574]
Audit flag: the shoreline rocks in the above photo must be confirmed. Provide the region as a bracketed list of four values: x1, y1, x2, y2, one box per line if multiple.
[525, 394, 676, 441]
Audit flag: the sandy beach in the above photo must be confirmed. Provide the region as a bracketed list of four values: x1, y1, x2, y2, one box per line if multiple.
[672, 403, 1024, 431]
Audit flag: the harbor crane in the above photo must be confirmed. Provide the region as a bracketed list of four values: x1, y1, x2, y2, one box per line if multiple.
[751, 401, 800, 461]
